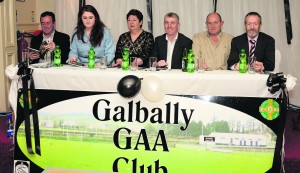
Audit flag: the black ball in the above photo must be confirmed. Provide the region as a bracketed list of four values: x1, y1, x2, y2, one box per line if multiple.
[117, 75, 141, 98]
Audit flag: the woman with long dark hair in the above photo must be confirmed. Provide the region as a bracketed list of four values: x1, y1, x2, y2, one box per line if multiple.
[68, 5, 114, 65]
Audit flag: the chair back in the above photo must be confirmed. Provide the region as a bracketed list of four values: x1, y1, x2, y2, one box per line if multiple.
[274, 49, 281, 72]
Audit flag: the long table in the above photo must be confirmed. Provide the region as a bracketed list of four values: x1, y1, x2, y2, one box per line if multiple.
[7, 65, 292, 173]
[19, 66, 277, 96]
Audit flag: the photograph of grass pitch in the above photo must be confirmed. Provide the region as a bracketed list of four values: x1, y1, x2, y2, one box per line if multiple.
[17, 136, 273, 173]
[15, 94, 277, 173]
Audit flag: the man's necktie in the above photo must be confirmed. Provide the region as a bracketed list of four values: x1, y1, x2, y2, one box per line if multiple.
[249, 40, 256, 57]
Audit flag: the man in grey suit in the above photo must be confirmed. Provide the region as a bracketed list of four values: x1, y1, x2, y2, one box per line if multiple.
[152, 12, 192, 69]
[227, 12, 275, 72]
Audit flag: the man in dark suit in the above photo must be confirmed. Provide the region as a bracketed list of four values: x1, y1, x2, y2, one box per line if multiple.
[152, 12, 192, 69]
[227, 12, 275, 72]
[29, 11, 70, 64]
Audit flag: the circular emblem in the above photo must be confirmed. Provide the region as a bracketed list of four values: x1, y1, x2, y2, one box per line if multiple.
[259, 99, 280, 120]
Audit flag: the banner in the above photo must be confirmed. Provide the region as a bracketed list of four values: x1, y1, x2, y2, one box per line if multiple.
[14, 90, 282, 173]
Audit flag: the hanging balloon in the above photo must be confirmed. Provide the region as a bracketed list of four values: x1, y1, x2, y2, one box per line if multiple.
[117, 75, 141, 98]
[141, 75, 165, 102]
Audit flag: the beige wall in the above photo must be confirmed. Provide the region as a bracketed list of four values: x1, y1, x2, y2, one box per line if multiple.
[16, 0, 55, 32]
[36, 0, 55, 23]
[16, 0, 36, 24]
[0, 0, 17, 112]
[16, 0, 38, 31]
[0, 0, 54, 112]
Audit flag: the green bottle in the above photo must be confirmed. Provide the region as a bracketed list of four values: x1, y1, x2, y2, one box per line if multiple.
[187, 49, 195, 73]
[53, 45, 61, 67]
[182, 48, 187, 72]
[122, 47, 129, 70]
[88, 47, 95, 69]
[239, 49, 247, 73]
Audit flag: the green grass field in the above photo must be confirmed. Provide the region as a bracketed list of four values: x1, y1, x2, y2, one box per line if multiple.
[17, 136, 273, 173]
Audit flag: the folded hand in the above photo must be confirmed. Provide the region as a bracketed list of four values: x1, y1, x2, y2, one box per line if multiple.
[157, 60, 167, 67]
[113, 59, 122, 67]
[254, 61, 264, 72]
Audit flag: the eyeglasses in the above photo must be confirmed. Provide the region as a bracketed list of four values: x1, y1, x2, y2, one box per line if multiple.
[206, 21, 220, 26]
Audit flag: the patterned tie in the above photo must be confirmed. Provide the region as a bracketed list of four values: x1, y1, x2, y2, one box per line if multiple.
[249, 40, 256, 57]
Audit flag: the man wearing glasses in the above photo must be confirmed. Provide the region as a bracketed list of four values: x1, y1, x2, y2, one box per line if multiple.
[192, 12, 233, 70]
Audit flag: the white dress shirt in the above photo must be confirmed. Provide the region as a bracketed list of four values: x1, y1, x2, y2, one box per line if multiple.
[166, 33, 178, 69]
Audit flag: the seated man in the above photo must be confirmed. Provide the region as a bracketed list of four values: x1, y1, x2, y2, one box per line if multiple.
[192, 12, 233, 70]
[29, 11, 70, 64]
[227, 12, 275, 72]
[152, 12, 192, 69]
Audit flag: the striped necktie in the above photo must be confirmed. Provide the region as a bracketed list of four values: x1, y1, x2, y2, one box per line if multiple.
[249, 40, 256, 57]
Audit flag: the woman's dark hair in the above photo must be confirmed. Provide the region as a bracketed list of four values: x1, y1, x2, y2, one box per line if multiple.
[72, 5, 106, 47]
[126, 9, 143, 28]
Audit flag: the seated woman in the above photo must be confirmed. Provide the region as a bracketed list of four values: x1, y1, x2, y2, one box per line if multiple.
[114, 9, 154, 67]
[67, 5, 115, 65]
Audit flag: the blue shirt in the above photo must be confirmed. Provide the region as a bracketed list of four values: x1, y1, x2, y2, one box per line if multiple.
[68, 27, 115, 65]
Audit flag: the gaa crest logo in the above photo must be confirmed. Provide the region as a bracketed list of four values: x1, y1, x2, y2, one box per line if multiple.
[259, 99, 280, 120]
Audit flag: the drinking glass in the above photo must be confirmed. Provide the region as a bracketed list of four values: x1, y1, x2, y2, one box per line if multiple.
[248, 56, 256, 74]
[41, 51, 53, 67]
[130, 57, 138, 71]
[149, 57, 157, 71]
[196, 58, 205, 73]
[99, 56, 107, 69]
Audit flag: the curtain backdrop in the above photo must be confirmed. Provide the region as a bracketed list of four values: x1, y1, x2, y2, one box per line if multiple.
[55, 0, 300, 105]
[55, 0, 78, 40]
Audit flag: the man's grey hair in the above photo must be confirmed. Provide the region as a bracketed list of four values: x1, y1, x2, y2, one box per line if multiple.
[164, 12, 179, 22]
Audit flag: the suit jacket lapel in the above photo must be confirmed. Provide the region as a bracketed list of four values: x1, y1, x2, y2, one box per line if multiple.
[161, 34, 168, 61]
[172, 34, 182, 59]
[254, 33, 263, 58]
[242, 34, 250, 56]
[52, 31, 58, 42]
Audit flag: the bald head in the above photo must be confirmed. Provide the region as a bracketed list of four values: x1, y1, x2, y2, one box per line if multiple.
[205, 12, 224, 36]
[206, 12, 222, 23]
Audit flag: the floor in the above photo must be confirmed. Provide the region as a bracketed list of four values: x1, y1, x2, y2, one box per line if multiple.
[283, 108, 300, 173]
[0, 109, 299, 173]
[0, 114, 14, 173]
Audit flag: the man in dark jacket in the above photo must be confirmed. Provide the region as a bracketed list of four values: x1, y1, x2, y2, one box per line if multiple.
[227, 12, 275, 72]
[29, 11, 70, 64]
[152, 12, 192, 69]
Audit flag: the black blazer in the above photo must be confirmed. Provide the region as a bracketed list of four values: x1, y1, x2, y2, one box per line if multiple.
[152, 33, 192, 69]
[30, 31, 70, 64]
[227, 32, 275, 71]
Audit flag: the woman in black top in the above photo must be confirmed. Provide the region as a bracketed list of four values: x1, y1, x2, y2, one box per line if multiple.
[114, 9, 154, 67]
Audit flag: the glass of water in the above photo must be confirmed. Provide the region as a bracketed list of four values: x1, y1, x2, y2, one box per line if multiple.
[149, 57, 157, 71]
[99, 56, 107, 69]
[248, 56, 256, 74]
[196, 58, 205, 73]
[130, 57, 138, 71]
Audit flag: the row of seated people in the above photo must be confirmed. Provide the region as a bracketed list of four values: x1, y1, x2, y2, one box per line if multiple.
[28, 5, 275, 72]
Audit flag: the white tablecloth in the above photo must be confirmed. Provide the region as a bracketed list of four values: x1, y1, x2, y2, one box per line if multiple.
[5, 65, 296, 114]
